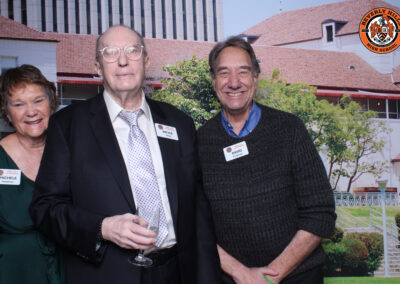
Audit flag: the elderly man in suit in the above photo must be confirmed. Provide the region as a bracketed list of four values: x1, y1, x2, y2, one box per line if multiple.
[30, 25, 220, 284]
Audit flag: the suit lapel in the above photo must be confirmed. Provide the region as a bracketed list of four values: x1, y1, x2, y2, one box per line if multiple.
[147, 99, 180, 229]
[89, 94, 136, 212]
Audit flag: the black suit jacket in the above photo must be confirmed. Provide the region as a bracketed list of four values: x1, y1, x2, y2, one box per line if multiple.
[30, 93, 220, 283]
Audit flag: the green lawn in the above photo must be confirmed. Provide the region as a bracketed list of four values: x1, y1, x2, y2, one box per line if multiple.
[338, 206, 400, 226]
[324, 277, 400, 283]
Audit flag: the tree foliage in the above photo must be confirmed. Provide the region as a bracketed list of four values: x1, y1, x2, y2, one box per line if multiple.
[152, 56, 219, 128]
[153, 60, 389, 191]
[322, 231, 384, 276]
[255, 70, 390, 191]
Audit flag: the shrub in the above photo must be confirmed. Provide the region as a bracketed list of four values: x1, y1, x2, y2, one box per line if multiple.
[396, 212, 400, 242]
[341, 238, 369, 276]
[322, 240, 347, 276]
[344, 232, 383, 273]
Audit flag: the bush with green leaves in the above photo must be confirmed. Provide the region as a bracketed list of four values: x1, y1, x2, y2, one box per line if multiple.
[322, 230, 383, 276]
[396, 212, 400, 242]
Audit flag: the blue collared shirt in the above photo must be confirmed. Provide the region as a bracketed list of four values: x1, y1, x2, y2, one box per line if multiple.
[221, 101, 261, 138]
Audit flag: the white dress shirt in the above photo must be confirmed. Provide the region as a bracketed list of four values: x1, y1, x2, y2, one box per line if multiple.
[103, 90, 176, 249]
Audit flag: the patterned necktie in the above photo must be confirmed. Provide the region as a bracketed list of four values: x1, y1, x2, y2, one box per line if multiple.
[119, 109, 168, 247]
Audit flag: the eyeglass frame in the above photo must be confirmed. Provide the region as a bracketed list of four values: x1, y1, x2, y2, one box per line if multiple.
[97, 44, 145, 63]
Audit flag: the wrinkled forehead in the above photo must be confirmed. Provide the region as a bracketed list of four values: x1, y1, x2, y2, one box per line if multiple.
[99, 26, 141, 48]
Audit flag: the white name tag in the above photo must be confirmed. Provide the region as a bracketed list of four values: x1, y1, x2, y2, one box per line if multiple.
[155, 123, 179, 140]
[0, 169, 21, 185]
[223, 141, 249, 162]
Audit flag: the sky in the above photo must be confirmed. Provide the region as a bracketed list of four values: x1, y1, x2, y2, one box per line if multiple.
[222, 0, 400, 38]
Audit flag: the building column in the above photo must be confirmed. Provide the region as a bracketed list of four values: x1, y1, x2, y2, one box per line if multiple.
[1, 0, 8, 18]
[101, 0, 108, 32]
[90, 0, 98, 34]
[122, 0, 131, 27]
[175, 0, 183, 40]
[144, 0, 152, 38]
[185, 0, 193, 41]
[13, 0, 22, 23]
[57, 0, 65, 33]
[205, 0, 213, 42]
[155, 0, 162, 38]
[112, 0, 119, 25]
[79, 0, 87, 34]
[195, 0, 204, 41]
[27, 0, 42, 31]
[44, 0, 53, 31]
[68, 0, 76, 33]
[133, 0, 141, 34]
[165, 0, 173, 39]
[215, 0, 223, 41]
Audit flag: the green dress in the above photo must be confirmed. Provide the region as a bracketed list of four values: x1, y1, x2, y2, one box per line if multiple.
[0, 146, 64, 284]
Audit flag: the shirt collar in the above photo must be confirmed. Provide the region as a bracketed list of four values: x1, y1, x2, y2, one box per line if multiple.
[221, 101, 261, 137]
[103, 90, 151, 122]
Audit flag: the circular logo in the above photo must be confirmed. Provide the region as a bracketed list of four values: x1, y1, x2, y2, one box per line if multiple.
[359, 7, 400, 54]
[0, 170, 3, 176]
[158, 124, 163, 130]
[226, 147, 232, 153]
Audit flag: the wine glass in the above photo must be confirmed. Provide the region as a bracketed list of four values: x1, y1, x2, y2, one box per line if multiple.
[128, 204, 160, 267]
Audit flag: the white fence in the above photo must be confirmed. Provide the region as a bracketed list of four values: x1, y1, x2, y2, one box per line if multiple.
[334, 192, 398, 207]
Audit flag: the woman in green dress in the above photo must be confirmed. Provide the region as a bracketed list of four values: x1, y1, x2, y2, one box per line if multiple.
[0, 65, 64, 284]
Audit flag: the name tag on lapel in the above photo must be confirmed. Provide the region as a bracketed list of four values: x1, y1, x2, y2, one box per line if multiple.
[155, 123, 179, 141]
[223, 141, 249, 162]
[0, 169, 21, 185]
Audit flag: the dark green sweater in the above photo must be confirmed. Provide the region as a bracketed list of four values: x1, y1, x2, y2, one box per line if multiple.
[198, 104, 336, 277]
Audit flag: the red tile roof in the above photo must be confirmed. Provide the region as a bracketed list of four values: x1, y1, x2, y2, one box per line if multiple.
[254, 46, 399, 92]
[244, 0, 400, 46]
[1, 15, 399, 93]
[0, 16, 55, 41]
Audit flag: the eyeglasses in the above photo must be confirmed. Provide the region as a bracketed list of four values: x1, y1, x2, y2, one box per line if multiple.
[98, 44, 144, 62]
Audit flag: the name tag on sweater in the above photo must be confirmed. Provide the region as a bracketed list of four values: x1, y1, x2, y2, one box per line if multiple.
[0, 169, 21, 185]
[155, 123, 179, 140]
[223, 141, 249, 162]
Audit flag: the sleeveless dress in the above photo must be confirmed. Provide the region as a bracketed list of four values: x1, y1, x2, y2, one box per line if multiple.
[0, 146, 64, 284]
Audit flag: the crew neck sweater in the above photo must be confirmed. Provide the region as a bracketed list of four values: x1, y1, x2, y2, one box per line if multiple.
[198, 104, 336, 277]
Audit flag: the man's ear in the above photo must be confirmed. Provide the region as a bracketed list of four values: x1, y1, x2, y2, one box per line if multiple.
[144, 56, 150, 69]
[95, 61, 103, 79]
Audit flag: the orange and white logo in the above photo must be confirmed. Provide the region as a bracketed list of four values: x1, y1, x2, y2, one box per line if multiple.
[359, 8, 400, 54]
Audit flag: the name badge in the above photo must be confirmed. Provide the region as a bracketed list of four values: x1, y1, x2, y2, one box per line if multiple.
[155, 123, 179, 140]
[223, 141, 249, 162]
[0, 169, 21, 185]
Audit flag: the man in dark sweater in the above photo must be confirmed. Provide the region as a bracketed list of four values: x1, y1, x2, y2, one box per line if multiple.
[197, 36, 336, 284]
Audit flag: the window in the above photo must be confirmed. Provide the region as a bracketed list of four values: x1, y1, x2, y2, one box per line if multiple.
[351, 97, 368, 112]
[41, 0, 46, 31]
[0, 57, 17, 75]
[53, 0, 57, 32]
[64, 0, 69, 33]
[369, 98, 386, 118]
[182, 0, 187, 40]
[86, 0, 91, 33]
[162, 0, 166, 38]
[212, 0, 217, 41]
[151, 0, 156, 37]
[8, 0, 13, 20]
[21, 0, 27, 25]
[172, 0, 176, 39]
[75, 0, 80, 33]
[317, 95, 340, 105]
[202, 0, 207, 41]
[326, 25, 333, 42]
[389, 99, 399, 119]
[192, 0, 197, 40]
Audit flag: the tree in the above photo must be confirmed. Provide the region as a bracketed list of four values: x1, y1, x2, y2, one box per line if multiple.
[154, 62, 389, 192]
[152, 56, 219, 128]
[255, 71, 389, 191]
[337, 97, 389, 192]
